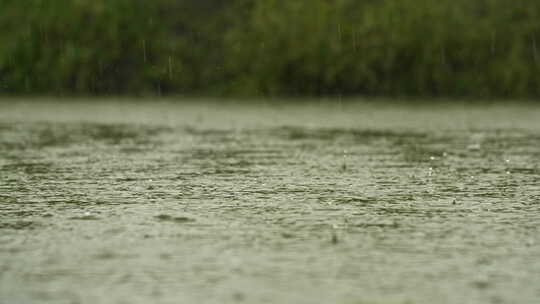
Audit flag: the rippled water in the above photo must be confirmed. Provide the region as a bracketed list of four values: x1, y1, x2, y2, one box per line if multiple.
[1, 100, 540, 304]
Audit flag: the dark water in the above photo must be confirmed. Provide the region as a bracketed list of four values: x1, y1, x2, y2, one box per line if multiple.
[1, 100, 540, 304]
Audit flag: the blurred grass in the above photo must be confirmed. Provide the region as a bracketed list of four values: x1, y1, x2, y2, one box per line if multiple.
[0, 0, 539, 98]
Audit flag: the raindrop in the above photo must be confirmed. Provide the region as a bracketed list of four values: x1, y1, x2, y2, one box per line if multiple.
[341, 149, 348, 171]
[533, 36, 538, 64]
[490, 30, 496, 55]
[168, 56, 173, 80]
[142, 39, 147, 63]
[352, 30, 357, 51]
[467, 143, 481, 151]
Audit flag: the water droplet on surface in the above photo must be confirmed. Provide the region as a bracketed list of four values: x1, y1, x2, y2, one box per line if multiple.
[467, 143, 481, 151]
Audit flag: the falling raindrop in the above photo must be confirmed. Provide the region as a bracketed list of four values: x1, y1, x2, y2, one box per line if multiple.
[490, 30, 496, 55]
[352, 30, 357, 51]
[439, 45, 446, 64]
[341, 149, 348, 171]
[168, 56, 173, 80]
[142, 39, 147, 63]
[504, 158, 511, 174]
[533, 36, 538, 64]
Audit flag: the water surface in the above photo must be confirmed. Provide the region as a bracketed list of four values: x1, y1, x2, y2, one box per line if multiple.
[1, 99, 540, 304]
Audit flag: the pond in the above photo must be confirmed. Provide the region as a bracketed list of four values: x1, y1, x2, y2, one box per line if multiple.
[1, 99, 540, 304]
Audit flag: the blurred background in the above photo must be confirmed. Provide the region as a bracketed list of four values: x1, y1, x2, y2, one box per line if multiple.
[1, 0, 539, 99]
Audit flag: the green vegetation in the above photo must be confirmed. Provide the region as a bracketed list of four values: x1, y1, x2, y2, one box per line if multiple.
[1, 0, 539, 98]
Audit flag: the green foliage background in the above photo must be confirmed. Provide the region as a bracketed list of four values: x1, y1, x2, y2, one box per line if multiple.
[1, 0, 539, 98]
